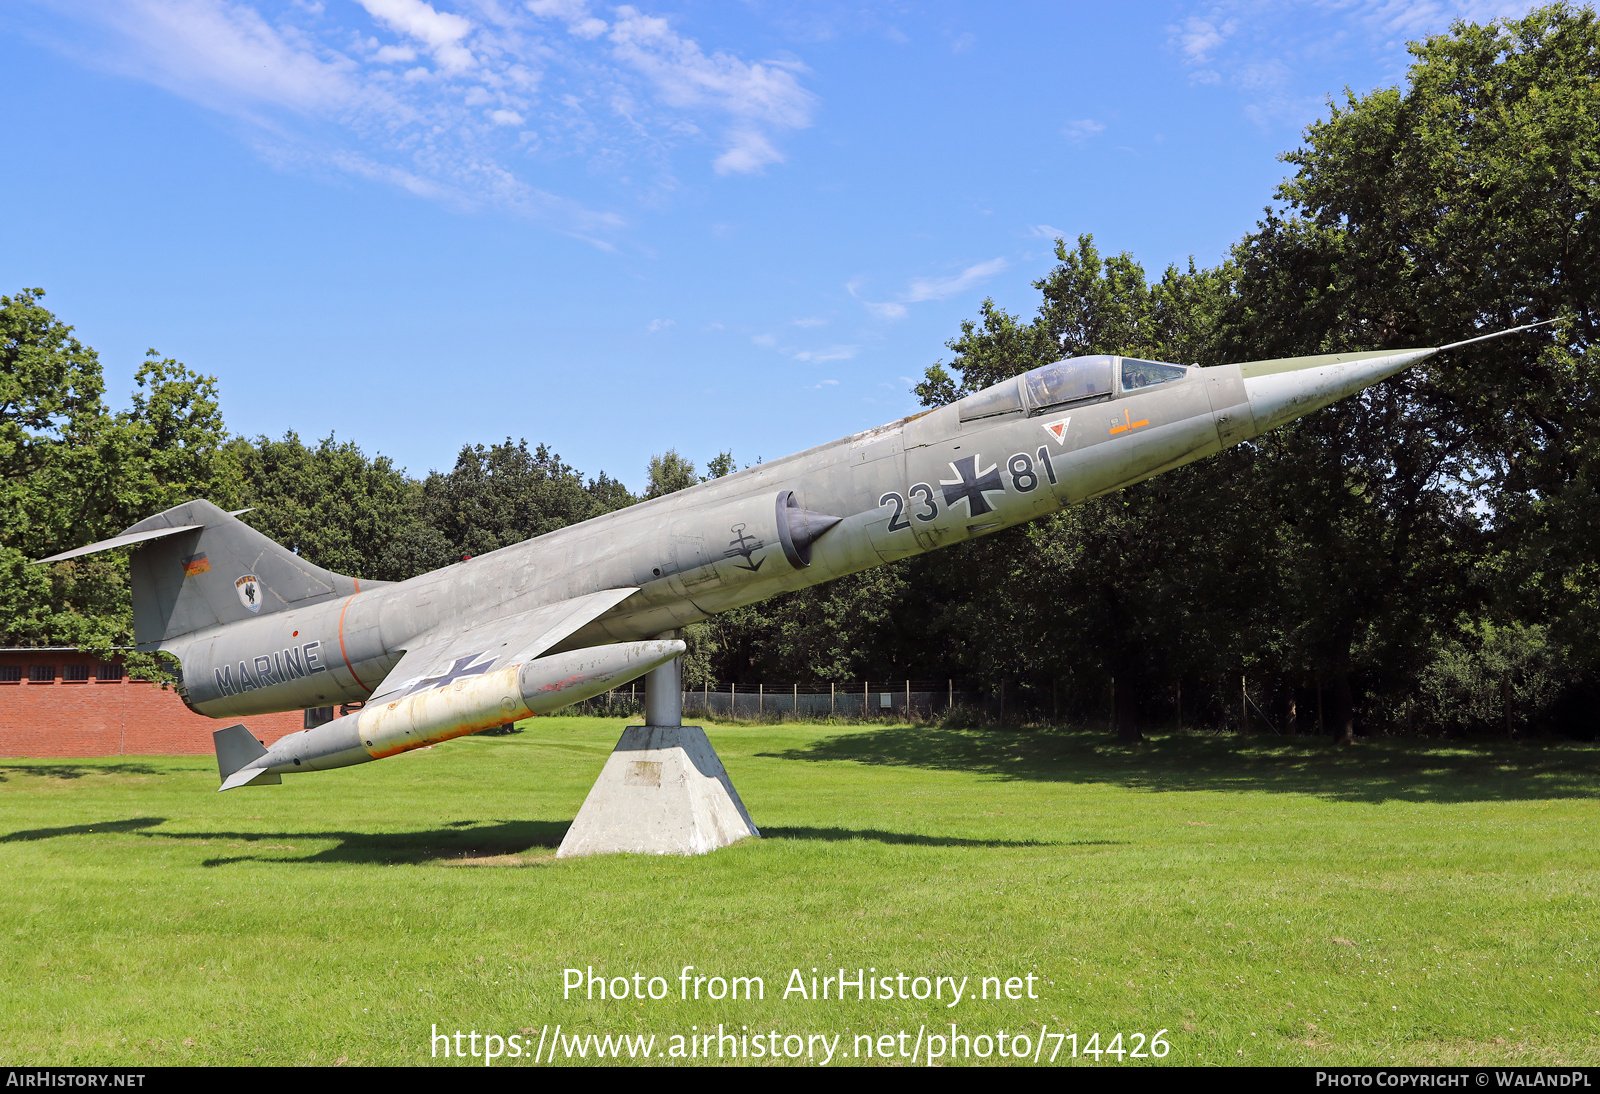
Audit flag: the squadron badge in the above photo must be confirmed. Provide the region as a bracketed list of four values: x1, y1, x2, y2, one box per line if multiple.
[1040, 417, 1070, 444]
[235, 574, 262, 613]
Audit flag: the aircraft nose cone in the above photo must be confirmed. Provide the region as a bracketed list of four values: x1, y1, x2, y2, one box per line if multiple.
[1240, 347, 1437, 437]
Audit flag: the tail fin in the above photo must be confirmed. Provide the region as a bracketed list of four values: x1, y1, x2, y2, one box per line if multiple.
[213, 724, 281, 789]
[37, 499, 382, 649]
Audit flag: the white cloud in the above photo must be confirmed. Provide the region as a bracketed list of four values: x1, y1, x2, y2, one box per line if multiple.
[1027, 224, 1067, 239]
[790, 316, 828, 327]
[792, 345, 857, 363]
[846, 280, 909, 322]
[1167, 1, 1542, 126]
[31, 0, 820, 237]
[1176, 16, 1234, 62]
[849, 258, 1008, 321]
[648, 318, 675, 331]
[714, 129, 784, 175]
[356, 0, 473, 72]
[81, 0, 380, 118]
[1060, 119, 1105, 142]
[606, 6, 816, 174]
[752, 332, 777, 347]
[372, 43, 417, 63]
[902, 258, 1008, 303]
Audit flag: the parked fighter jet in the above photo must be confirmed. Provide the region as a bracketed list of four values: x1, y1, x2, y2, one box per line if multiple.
[35, 323, 1552, 790]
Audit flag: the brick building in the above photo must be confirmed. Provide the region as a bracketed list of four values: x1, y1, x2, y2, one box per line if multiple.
[0, 648, 305, 757]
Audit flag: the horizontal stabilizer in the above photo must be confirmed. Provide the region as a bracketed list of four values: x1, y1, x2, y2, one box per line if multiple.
[33, 524, 203, 564]
[219, 766, 281, 791]
[214, 724, 279, 790]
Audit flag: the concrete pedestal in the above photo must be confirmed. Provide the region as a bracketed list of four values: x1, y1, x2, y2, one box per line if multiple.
[555, 725, 759, 857]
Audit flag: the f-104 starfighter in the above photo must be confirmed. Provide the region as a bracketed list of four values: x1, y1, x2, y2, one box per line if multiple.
[35, 322, 1552, 789]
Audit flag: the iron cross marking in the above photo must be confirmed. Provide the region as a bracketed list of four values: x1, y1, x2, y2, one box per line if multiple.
[940, 455, 1005, 516]
[407, 653, 497, 696]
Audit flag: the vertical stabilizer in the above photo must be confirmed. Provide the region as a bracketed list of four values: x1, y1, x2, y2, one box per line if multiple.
[115, 500, 375, 649]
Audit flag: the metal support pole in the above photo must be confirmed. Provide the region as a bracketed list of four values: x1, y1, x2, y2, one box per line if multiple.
[644, 648, 682, 728]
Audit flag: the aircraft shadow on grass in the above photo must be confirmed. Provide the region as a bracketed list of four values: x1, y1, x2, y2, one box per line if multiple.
[0, 816, 167, 842]
[759, 826, 1075, 848]
[0, 816, 1099, 862]
[0, 817, 571, 867]
[0, 762, 167, 782]
[762, 728, 1600, 805]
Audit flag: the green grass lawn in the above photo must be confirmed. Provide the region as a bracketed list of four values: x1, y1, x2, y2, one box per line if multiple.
[1, 717, 1597, 1067]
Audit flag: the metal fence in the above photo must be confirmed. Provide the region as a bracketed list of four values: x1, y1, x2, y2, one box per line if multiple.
[574, 680, 979, 721]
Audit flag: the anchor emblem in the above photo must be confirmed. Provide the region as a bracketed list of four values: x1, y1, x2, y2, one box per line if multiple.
[724, 523, 766, 572]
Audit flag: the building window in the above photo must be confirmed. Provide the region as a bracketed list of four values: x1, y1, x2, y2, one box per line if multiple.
[304, 706, 336, 729]
[62, 665, 91, 682]
[0, 666, 20, 684]
[29, 665, 56, 683]
[97, 663, 124, 681]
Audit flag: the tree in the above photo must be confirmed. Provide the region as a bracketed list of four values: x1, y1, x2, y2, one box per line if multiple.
[645, 449, 699, 498]
[705, 451, 737, 479]
[416, 438, 635, 566]
[0, 293, 229, 668]
[219, 431, 426, 581]
[1214, 2, 1599, 740]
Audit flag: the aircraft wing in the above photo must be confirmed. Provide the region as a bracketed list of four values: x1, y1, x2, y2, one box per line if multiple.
[364, 587, 640, 706]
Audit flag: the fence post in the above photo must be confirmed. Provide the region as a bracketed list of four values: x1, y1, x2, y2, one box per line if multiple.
[830, 682, 835, 718]
[948, 679, 953, 712]
[864, 679, 869, 720]
[759, 683, 764, 716]
[793, 682, 798, 720]
[905, 679, 911, 719]
[731, 681, 735, 721]
[1241, 674, 1248, 733]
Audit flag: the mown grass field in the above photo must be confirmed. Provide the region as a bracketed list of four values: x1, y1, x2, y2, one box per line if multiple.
[1, 716, 1597, 1067]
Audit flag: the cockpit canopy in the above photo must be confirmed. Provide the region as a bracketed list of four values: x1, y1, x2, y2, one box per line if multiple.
[957, 354, 1190, 422]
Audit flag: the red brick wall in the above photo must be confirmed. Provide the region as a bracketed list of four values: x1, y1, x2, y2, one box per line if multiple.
[0, 650, 304, 757]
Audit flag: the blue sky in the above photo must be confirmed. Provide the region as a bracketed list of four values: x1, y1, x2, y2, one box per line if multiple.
[1, 0, 1539, 492]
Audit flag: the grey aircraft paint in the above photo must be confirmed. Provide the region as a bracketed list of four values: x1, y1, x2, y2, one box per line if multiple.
[34, 324, 1554, 789]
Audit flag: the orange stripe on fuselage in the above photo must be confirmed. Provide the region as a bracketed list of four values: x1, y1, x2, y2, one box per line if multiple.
[337, 594, 370, 693]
